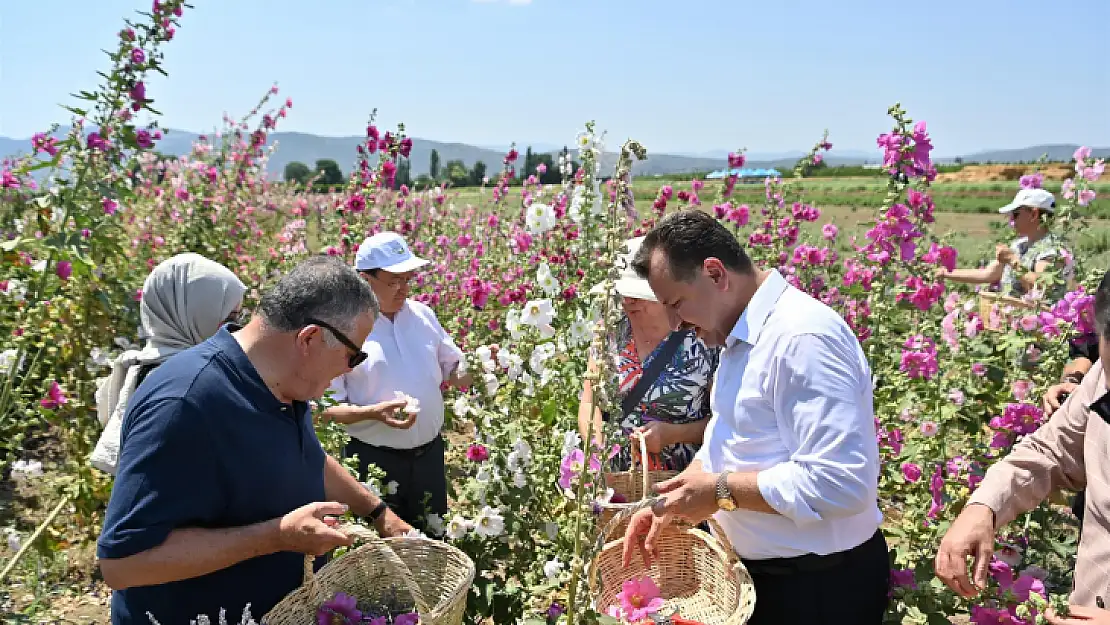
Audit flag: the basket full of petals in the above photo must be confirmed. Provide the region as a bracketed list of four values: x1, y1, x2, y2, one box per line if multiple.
[598, 433, 680, 538]
[262, 524, 474, 625]
[588, 501, 755, 625]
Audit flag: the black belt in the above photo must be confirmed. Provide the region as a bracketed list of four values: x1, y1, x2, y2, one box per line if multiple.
[741, 530, 883, 576]
[352, 434, 441, 458]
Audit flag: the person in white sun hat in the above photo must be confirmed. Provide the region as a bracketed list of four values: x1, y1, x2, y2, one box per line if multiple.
[936, 187, 1074, 302]
[579, 236, 720, 474]
[321, 231, 472, 534]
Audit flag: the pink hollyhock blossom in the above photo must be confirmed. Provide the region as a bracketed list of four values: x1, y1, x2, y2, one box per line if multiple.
[466, 444, 489, 463]
[56, 261, 72, 281]
[1019, 173, 1043, 190]
[890, 568, 916, 589]
[901, 462, 922, 483]
[822, 223, 838, 240]
[608, 576, 665, 623]
[40, 381, 67, 410]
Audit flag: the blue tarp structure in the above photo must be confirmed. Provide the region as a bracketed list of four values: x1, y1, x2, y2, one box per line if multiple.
[705, 168, 782, 179]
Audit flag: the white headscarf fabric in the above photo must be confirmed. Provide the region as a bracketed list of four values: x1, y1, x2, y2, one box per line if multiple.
[90, 253, 246, 475]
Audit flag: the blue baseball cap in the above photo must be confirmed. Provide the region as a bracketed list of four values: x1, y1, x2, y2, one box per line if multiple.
[354, 232, 429, 273]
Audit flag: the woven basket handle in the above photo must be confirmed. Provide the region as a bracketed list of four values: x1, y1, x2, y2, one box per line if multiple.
[631, 431, 651, 500]
[300, 523, 432, 615]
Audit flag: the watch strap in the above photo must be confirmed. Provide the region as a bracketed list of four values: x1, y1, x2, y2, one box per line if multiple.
[367, 500, 389, 523]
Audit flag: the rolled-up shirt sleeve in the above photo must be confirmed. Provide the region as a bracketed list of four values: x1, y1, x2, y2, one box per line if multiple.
[433, 318, 464, 379]
[756, 332, 878, 527]
[967, 360, 1096, 527]
[97, 398, 222, 560]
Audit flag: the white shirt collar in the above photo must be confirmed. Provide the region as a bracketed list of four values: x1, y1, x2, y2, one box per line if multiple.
[727, 270, 788, 347]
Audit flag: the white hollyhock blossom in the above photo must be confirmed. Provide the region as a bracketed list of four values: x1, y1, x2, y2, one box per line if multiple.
[425, 513, 446, 537]
[446, 516, 473, 540]
[483, 373, 500, 397]
[562, 430, 582, 456]
[544, 558, 564, 579]
[520, 299, 555, 329]
[474, 506, 505, 538]
[536, 262, 560, 296]
[525, 202, 557, 235]
[513, 471, 528, 488]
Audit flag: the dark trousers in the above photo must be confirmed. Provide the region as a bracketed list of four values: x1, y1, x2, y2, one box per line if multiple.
[345, 435, 448, 533]
[743, 530, 891, 625]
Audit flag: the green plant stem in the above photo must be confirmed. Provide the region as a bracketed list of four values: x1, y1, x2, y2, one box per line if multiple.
[0, 494, 70, 585]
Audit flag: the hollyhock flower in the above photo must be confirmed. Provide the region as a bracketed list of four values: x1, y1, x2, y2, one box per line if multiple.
[1075, 146, 1092, 163]
[948, 389, 965, 406]
[474, 506, 505, 537]
[728, 152, 745, 169]
[920, 421, 939, 437]
[1019, 173, 1044, 190]
[972, 362, 987, 376]
[901, 462, 922, 483]
[990, 403, 1044, 437]
[1078, 189, 1097, 206]
[56, 261, 72, 281]
[102, 197, 119, 215]
[130, 48, 146, 65]
[608, 577, 665, 623]
[1082, 159, 1105, 182]
[546, 602, 565, 622]
[466, 444, 490, 463]
[927, 464, 945, 520]
[317, 591, 360, 624]
[900, 335, 939, 380]
[136, 130, 154, 149]
[32, 132, 59, 156]
[393, 614, 419, 625]
[822, 223, 838, 240]
[1062, 178, 1076, 200]
[87, 132, 108, 151]
[40, 381, 67, 410]
[890, 569, 917, 589]
[1012, 380, 1034, 401]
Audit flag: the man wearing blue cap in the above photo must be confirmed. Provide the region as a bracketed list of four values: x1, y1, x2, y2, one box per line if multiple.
[321, 232, 471, 533]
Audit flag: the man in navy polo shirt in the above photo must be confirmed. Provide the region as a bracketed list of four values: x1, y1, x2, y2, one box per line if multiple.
[97, 256, 413, 625]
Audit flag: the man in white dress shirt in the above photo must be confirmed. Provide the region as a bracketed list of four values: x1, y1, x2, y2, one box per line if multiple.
[620, 210, 890, 624]
[322, 232, 471, 533]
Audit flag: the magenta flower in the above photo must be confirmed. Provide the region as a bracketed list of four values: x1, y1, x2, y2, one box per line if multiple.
[130, 48, 146, 65]
[890, 568, 917, 589]
[727, 152, 745, 169]
[40, 381, 67, 410]
[31, 132, 59, 156]
[901, 462, 922, 483]
[87, 132, 108, 151]
[821, 223, 838, 240]
[136, 130, 154, 149]
[972, 363, 987, 376]
[393, 614, 419, 625]
[466, 444, 490, 463]
[103, 198, 119, 215]
[900, 335, 939, 380]
[1018, 173, 1043, 190]
[56, 261, 72, 281]
[316, 591, 360, 625]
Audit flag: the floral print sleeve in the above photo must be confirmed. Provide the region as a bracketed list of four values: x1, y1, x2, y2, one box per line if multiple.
[608, 316, 720, 472]
[1000, 233, 1075, 301]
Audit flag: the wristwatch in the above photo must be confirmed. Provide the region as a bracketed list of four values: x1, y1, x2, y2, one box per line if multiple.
[367, 500, 389, 524]
[715, 471, 737, 511]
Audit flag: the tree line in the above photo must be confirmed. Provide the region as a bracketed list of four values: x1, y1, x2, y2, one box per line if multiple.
[282, 146, 579, 192]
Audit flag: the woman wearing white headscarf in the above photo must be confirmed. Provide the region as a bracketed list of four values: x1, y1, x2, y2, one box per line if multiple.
[90, 253, 246, 475]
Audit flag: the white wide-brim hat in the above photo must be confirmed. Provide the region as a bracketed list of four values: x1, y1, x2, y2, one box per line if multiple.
[589, 236, 658, 302]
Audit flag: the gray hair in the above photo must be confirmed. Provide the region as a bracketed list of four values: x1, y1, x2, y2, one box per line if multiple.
[257, 255, 379, 341]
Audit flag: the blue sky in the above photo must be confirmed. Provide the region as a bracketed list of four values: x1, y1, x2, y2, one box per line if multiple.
[2, 0, 1108, 156]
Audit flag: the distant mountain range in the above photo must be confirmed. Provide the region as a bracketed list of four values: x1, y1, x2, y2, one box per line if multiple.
[2, 128, 1106, 180]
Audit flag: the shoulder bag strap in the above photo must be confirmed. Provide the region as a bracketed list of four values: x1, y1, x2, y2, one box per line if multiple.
[620, 330, 685, 418]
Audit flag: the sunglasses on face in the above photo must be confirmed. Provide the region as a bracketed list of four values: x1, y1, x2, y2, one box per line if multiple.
[304, 317, 368, 368]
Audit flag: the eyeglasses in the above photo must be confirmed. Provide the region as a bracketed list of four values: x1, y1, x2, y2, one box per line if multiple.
[305, 317, 368, 368]
[225, 309, 247, 326]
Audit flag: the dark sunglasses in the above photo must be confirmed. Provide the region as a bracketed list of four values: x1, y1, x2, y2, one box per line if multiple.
[305, 317, 368, 368]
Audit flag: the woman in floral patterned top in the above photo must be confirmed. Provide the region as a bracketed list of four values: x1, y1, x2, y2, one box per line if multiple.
[936, 188, 1074, 302]
[578, 237, 720, 472]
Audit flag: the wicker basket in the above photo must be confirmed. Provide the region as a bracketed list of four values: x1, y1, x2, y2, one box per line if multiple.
[262, 524, 475, 625]
[977, 291, 1038, 321]
[599, 433, 680, 536]
[588, 500, 756, 625]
